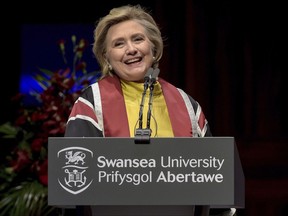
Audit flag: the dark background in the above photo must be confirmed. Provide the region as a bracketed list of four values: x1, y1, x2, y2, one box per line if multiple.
[1, 0, 287, 215]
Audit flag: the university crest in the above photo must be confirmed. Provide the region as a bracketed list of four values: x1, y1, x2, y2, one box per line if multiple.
[57, 147, 93, 194]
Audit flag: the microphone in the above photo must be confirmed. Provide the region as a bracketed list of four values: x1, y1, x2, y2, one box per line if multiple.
[137, 68, 153, 129]
[146, 68, 160, 131]
[134, 67, 155, 144]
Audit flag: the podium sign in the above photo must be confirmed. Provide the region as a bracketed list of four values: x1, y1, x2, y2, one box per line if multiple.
[48, 137, 244, 208]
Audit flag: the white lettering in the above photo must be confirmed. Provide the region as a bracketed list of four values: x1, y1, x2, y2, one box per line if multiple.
[156, 171, 223, 183]
[161, 156, 224, 170]
[97, 156, 156, 168]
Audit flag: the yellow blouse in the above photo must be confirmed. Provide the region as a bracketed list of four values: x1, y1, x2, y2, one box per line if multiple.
[121, 79, 174, 137]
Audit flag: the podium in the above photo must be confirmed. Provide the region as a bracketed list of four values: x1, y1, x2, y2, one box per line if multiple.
[48, 137, 244, 215]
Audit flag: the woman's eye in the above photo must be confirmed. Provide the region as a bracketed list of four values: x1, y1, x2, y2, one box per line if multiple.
[134, 37, 144, 42]
[115, 41, 123, 46]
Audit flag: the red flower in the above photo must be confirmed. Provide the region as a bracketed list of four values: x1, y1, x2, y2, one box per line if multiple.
[31, 112, 49, 122]
[10, 149, 31, 172]
[0, 35, 100, 191]
[35, 159, 48, 186]
[75, 61, 87, 71]
[15, 114, 27, 126]
[31, 138, 44, 152]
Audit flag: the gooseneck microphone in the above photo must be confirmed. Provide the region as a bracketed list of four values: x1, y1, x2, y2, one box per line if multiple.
[146, 68, 160, 131]
[137, 68, 153, 129]
[134, 68, 160, 144]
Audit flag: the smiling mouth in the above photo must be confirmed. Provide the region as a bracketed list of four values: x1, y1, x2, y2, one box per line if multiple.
[125, 57, 142, 64]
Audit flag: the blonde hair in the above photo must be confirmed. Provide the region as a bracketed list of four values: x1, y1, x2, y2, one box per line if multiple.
[92, 4, 163, 77]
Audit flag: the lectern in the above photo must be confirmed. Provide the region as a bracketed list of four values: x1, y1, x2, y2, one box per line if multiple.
[48, 137, 244, 215]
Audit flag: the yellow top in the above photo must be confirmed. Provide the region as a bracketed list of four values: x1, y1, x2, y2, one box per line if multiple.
[121, 79, 174, 137]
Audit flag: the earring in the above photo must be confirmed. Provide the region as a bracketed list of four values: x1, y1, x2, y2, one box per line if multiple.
[108, 64, 112, 71]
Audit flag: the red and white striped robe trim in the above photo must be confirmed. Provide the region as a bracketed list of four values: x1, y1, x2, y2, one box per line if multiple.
[67, 96, 102, 132]
[67, 76, 208, 137]
[177, 88, 208, 137]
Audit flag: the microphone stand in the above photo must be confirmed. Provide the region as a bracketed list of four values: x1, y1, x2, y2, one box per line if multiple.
[146, 69, 159, 132]
[134, 68, 160, 144]
[134, 68, 153, 144]
[138, 79, 149, 130]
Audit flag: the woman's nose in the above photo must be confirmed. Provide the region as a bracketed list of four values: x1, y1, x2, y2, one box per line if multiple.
[126, 42, 137, 54]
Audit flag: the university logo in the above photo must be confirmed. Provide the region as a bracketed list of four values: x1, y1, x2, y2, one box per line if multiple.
[57, 147, 93, 194]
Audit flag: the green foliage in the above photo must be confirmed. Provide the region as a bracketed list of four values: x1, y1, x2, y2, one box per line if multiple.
[0, 181, 55, 216]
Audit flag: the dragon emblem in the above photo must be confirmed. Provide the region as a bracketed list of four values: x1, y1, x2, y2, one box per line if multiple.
[65, 151, 86, 165]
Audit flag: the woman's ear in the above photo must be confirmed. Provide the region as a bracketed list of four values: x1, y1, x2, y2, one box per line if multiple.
[103, 53, 109, 64]
[103, 52, 107, 61]
[103, 54, 112, 71]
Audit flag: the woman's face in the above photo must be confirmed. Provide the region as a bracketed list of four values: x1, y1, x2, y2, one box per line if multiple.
[105, 20, 154, 82]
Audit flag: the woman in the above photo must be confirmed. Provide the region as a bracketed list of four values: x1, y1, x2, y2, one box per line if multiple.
[64, 4, 235, 216]
[65, 4, 211, 139]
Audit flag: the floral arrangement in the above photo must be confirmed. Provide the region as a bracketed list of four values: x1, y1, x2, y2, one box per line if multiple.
[0, 35, 100, 216]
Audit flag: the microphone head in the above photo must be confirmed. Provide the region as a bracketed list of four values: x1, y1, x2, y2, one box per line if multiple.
[151, 68, 160, 79]
[144, 68, 154, 80]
